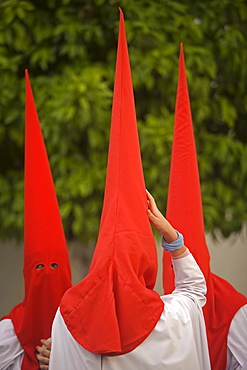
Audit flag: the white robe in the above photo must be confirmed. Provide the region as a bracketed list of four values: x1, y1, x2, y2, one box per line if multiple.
[49, 251, 211, 370]
[0, 319, 51, 370]
[227, 304, 247, 370]
[0, 319, 23, 370]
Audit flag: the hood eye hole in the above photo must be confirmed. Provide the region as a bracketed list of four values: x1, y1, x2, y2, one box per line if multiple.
[50, 263, 58, 269]
[35, 264, 44, 270]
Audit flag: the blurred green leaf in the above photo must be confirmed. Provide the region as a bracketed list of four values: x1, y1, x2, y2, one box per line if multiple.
[0, 0, 247, 242]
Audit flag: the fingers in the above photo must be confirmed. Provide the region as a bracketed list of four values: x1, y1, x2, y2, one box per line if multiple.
[36, 346, 50, 358]
[36, 339, 51, 370]
[146, 190, 169, 235]
[40, 339, 51, 350]
[146, 189, 178, 242]
[39, 364, 49, 370]
[146, 189, 152, 200]
[146, 189, 155, 207]
[147, 209, 157, 221]
[146, 189, 162, 220]
[36, 339, 51, 369]
[146, 189, 156, 212]
[36, 353, 49, 364]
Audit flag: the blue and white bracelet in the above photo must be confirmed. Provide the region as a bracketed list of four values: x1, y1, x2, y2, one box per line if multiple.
[162, 230, 184, 252]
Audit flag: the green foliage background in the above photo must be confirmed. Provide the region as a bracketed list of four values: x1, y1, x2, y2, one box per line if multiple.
[0, 0, 247, 242]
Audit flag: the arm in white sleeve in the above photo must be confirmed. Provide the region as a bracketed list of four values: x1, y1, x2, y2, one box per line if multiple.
[0, 319, 24, 370]
[171, 248, 207, 307]
[227, 304, 247, 370]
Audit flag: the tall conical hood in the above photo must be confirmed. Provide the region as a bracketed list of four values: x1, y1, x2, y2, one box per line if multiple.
[163, 44, 210, 293]
[24, 70, 70, 265]
[163, 44, 247, 370]
[60, 9, 164, 356]
[9, 71, 72, 370]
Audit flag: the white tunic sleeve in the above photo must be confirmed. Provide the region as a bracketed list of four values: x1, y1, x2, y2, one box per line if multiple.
[227, 304, 247, 370]
[0, 319, 24, 370]
[171, 250, 207, 307]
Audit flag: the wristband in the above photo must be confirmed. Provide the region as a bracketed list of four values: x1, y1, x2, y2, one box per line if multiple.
[162, 230, 184, 251]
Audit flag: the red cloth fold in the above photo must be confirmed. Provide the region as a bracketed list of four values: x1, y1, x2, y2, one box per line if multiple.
[60, 9, 164, 356]
[163, 44, 247, 370]
[7, 71, 72, 370]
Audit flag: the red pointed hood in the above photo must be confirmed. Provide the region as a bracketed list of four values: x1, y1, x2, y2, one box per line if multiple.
[60, 9, 164, 356]
[163, 44, 247, 369]
[9, 71, 72, 369]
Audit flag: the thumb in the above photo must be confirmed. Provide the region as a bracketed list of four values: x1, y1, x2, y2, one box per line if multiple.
[147, 209, 155, 220]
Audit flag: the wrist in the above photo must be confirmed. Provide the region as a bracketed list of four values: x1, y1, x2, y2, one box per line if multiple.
[162, 229, 178, 243]
[170, 245, 187, 258]
[162, 230, 184, 252]
[159, 219, 178, 243]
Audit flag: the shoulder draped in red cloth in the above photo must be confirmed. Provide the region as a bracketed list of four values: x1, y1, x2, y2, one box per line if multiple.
[2, 71, 72, 370]
[163, 44, 247, 370]
[60, 9, 164, 356]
